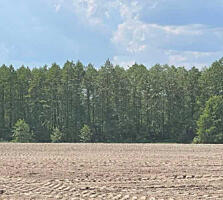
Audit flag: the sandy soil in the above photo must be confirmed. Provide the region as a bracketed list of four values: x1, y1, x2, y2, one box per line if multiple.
[0, 143, 222, 200]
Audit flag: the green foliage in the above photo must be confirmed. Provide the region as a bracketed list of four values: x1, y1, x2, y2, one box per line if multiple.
[12, 119, 34, 143]
[51, 127, 64, 143]
[1, 58, 223, 143]
[195, 96, 223, 144]
[80, 125, 92, 142]
[192, 136, 201, 144]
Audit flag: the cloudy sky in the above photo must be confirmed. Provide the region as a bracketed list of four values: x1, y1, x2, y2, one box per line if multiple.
[1, 0, 223, 68]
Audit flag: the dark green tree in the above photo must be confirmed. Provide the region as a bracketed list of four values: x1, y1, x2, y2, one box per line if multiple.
[194, 96, 223, 144]
[28, 66, 50, 142]
[0, 58, 223, 143]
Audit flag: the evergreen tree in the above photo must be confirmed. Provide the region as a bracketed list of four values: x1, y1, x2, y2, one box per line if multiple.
[194, 96, 223, 144]
[0, 58, 222, 143]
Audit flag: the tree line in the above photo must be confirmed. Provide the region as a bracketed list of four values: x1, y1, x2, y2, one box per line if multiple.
[0, 58, 223, 143]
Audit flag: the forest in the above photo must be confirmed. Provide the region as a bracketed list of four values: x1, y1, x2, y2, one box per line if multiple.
[0, 58, 223, 144]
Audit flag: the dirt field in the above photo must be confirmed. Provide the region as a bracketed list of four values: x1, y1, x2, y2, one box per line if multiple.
[0, 143, 222, 200]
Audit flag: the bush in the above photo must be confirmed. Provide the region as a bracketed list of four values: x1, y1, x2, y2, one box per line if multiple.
[79, 125, 92, 142]
[12, 119, 34, 143]
[51, 127, 63, 143]
[192, 136, 201, 144]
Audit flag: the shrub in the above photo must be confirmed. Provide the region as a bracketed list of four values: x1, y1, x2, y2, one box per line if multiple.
[51, 127, 63, 143]
[80, 125, 92, 142]
[12, 119, 34, 143]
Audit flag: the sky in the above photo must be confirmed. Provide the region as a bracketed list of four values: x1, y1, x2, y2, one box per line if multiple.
[0, 0, 223, 69]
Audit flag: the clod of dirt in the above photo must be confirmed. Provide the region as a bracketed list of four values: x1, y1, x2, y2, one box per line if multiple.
[0, 190, 5, 194]
[80, 186, 90, 190]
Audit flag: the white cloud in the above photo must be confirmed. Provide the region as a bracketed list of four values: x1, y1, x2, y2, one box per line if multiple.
[51, 0, 65, 12]
[165, 50, 223, 68]
[52, 0, 223, 68]
[54, 4, 61, 12]
[110, 0, 223, 68]
[118, 1, 141, 20]
[111, 18, 223, 52]
[157, 24, 203, 35]
[112, 20, 147, 53]
[71, 0, 155, 26]
[72, 0, 111, 26]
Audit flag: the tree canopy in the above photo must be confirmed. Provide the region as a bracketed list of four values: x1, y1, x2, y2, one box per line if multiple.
[1, 58, 223, 143]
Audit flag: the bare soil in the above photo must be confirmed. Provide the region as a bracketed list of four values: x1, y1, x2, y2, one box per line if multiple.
[0, 143, 222, 200]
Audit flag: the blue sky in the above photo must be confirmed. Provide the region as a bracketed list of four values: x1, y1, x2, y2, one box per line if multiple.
[0, 0, 223, 69]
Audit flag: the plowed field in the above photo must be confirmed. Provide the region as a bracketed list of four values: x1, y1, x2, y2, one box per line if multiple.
[0, 143, 222, 200]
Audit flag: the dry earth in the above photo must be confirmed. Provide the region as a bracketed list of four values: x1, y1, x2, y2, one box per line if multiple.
[0, 143, 223, 200]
